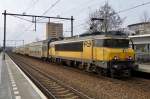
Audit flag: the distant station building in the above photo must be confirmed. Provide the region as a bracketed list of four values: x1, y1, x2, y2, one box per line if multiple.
[128, 22, 150, 35]
[129, 34, 150, 62]
[46, 22, 63, 39]
[127, 22, 150, 61]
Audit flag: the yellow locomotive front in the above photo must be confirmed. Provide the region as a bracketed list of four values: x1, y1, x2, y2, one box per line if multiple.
[94, 38, 138, 77]
[48, 33, 138, 78]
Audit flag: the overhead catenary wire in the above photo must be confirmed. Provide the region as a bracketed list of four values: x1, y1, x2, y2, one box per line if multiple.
[73, 1, 150, 31]
[12, 1, 150, 40]
[37, 0, 61, 21]
[116, 1, 150, 14]
[24, 0, 39, 13]
[10, 0, 40, 41]
[13, 24, 34, 40]
[6, 0, 62, 45]
[12, 0, 63, 34]
[12, 15, 32, 22]
[10, 0, 64, 40]
[60, 0, 106, 16]
[24, 0, 62, 32]
[60, 0, 92, 15]
[41, 0, 61, 16]
[16, 0, 61, 37]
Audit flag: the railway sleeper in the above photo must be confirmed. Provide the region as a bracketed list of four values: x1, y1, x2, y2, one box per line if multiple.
[53, 91, 74, 95]
[53, 87, 65, 91]
[50, 85, 62, 89]
[67, 96, 79, 99]
[55, 90, 69, 94]
[55, 93, 76, 98]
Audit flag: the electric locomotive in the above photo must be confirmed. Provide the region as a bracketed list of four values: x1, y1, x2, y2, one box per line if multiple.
[49, 32, 138, 77]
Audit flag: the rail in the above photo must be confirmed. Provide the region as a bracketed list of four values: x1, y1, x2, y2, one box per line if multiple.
[8, 53, 92, 99]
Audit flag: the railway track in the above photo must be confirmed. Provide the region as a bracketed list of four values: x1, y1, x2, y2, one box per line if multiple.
[8, 53, 92, 99]
[8, 53, 150, 99]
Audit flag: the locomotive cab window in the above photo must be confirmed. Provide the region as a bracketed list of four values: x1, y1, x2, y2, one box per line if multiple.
[104, 39, 129, 48]
[94, 39, 129, 48]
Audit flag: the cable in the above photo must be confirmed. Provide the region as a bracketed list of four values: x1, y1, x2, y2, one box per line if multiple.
[51, 19, 66, 23]
[12, 16, 32, 22]
[59, 1, 105, 33]
[15, 0, 62, 40]
[65, 22, 85, 33]
[14, 24, 34, 40]
[24, 0, 39, 13]
[117, 1, 150, 14]
[41, 0, 61, 16]
[72, 1, 150, 32]
[15, 1, 150, 40]
[36, 0, 62, 22]
[11, 0, 39, 41]
[61, 0, 104, 16]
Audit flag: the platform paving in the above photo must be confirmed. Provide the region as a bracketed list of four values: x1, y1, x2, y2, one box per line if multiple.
[0, 53, 47, 99]
[0, 53, 12, 99]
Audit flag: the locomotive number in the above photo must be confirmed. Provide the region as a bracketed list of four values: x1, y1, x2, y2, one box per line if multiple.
[84, 41, 92, 47]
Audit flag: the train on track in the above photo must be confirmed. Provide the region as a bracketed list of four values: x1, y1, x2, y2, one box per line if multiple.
[13, 31, 138, 78]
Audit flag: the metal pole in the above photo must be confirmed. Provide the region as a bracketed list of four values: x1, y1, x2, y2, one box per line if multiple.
[3, 10, 6, 60]
[71, 16, 73, 37]
[23, 40, 24, 45]
[35, 17, 36, 31]
[48, 18, 50, 23]
[15, 41, 16, 48]
[2, 12, 72, 20]
[23, 40, 25, 54]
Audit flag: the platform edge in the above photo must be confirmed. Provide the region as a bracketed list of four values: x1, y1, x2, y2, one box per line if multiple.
[7, 54, 47, 99]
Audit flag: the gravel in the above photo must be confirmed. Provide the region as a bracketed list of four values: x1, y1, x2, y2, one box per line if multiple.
[15, 54, 150, 99]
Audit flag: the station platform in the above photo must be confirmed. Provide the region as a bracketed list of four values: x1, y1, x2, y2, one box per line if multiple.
[138, 64, 150, 73]
[0, 53, 47, 99]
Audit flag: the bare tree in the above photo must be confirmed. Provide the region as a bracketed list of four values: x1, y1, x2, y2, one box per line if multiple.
[141, 11, 150, 22]
[140, 11, 150, 34]
[87, 2, 123, 32]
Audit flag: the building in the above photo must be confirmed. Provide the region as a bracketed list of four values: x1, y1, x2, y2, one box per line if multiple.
[129, 34, 150, 62]
[128, 22, 150, 35]
[46, 22, 63, 39]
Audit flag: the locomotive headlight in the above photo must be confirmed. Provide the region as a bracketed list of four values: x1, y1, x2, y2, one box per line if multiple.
[128, 56, 132, 60]
[114, 56, 119, 60]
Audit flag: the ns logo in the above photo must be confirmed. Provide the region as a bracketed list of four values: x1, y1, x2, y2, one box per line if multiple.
[84, 41, 92, 47]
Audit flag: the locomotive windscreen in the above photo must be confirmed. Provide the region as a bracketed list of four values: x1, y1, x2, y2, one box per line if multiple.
[95, 39, 129, 48]
[104, 39, 129, 48]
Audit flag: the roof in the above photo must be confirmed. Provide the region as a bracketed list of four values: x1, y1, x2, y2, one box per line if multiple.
[51, 34, 129, 45]
[79, 31, 127, 37]
[29, 39, 49, 44]
[129, 34, 150, 38]
[128, 22, 150, 27]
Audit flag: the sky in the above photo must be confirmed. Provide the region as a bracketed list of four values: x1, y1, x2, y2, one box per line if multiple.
[0, 0, 150, 46]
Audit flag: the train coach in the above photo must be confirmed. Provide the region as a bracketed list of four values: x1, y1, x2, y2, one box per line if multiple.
[13, 46, 25, 54]
[27, 41, 47, 59]
[13, 41, 47, 58]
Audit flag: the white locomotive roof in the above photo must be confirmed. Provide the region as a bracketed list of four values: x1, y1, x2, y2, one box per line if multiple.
[129, 34, 150, 38]
[50, 35, 103, 44]
[51, 35, 128, 45]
